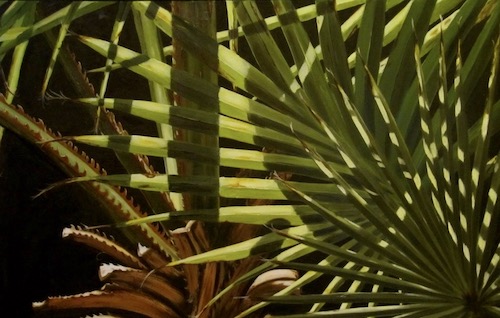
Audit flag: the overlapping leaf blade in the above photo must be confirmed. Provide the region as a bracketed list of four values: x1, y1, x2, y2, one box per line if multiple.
[1, 1, 497, 317]
[70, 1, 499, 316]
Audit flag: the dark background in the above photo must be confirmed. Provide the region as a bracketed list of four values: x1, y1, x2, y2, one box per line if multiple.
[0, 132, 104, 317]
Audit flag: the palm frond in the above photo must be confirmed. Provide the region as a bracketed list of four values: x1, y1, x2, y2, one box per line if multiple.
[0, 1, 498, 317]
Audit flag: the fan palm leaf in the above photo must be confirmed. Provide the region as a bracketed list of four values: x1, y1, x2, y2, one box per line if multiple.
[0, 0, 498, 317]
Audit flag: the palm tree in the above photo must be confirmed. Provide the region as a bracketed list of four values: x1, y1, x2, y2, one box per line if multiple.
[0, 0, 498, 317]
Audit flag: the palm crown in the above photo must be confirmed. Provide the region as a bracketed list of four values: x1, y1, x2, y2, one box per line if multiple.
[0, 0, 499, 317]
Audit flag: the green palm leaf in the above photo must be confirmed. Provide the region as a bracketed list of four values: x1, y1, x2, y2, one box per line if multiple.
[0, 1, 498, 317]
[68, 1, 500, 315]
